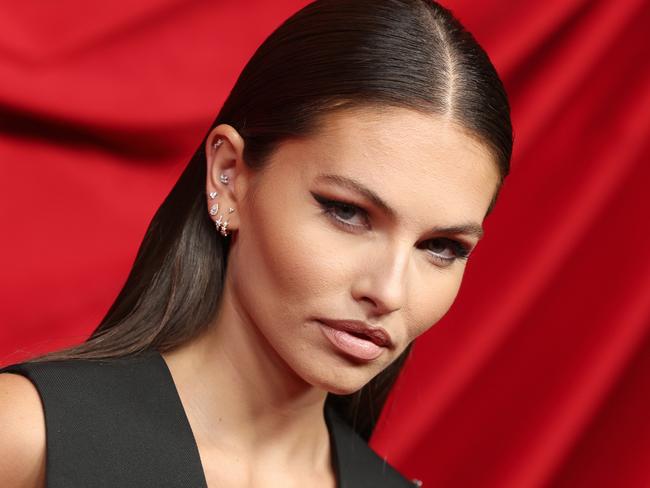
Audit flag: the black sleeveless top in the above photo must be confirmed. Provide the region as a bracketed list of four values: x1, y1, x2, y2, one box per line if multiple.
[0, 349, 416, 487]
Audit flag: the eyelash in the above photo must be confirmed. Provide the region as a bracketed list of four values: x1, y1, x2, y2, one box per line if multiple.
[312, 193, 472, 266]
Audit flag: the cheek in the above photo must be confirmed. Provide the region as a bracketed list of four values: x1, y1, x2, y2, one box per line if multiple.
[230, 189, 349, 331]
[232, 180, 468, 361]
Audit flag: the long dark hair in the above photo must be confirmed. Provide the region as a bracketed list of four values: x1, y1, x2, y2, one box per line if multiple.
[24, 0, 512, 441]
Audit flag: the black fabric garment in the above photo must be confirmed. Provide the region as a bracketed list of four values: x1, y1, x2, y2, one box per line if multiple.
[0, 349, 415, 487]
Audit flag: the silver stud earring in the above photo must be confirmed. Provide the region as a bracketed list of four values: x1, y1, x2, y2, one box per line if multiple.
[219, 173, 229, 185]
[212, 138, 223, 150]
[208, 191, 218, 199]
[209, 203, 219, 215]
[228, 207, 235, 214]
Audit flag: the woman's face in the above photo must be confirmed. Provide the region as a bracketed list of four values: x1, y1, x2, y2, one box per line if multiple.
[214, 107, 500, 395]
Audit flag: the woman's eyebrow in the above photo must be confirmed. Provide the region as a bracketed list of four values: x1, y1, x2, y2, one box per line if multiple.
[314, 173, 484, 240]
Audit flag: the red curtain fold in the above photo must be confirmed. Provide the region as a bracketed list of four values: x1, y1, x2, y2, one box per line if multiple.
[1, 1, 648, 486]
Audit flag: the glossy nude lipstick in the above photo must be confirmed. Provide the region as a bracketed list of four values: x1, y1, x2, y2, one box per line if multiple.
[316, 318, 393, 361]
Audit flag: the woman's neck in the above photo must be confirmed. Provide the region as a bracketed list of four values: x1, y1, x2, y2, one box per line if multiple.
[159, 285, 331, 473]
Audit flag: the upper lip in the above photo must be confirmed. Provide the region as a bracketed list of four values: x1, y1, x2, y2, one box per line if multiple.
[318, 318, 394, 348]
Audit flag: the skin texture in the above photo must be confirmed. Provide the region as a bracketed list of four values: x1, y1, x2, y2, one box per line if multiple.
[160, 106, 500, 486]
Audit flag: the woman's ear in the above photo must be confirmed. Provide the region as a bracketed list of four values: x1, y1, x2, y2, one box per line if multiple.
[204, 124, 249, 237]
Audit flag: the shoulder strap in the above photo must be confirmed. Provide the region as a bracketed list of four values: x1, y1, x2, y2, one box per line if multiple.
[0, 351, 207, 488]
[324, 403, 417, 487]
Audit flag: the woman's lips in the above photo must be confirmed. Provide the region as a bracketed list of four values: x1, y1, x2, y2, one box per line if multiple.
[316, 319, 392, 361]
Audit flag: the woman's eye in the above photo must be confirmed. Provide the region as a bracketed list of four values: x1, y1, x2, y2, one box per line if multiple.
[311, 192, 472, 267]
[312, 193, 368, 230]
[421, 238, 471, 265]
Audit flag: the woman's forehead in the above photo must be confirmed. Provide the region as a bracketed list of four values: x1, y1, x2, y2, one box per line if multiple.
[299, 107, 495, 177]
[270, 107, 500, 224]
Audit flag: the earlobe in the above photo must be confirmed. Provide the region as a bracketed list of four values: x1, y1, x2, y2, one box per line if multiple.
[207, 188, 236, 237]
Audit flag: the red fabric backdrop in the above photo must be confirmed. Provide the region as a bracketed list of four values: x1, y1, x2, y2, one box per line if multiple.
[1, 1, 648, 486]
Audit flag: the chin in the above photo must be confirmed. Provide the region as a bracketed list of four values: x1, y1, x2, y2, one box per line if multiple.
[299, 361, 378, 396]
[315, 379, 366, 397]
[325, 383, 366, 396]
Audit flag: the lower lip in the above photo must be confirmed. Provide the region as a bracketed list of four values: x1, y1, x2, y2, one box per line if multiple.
[317, 321, 385, 361]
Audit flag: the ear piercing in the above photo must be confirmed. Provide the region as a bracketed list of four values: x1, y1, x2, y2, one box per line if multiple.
[212, 139, 230, 185]
[214, 212, 231, 236]
[208, 138, 234, 236]
[207, 170, 235, 237]
[210, 195, 233, 236]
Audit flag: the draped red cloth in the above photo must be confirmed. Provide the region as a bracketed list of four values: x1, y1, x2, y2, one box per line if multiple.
[1, 1, 648, 486]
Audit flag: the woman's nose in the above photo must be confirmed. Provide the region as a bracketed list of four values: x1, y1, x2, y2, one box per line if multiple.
[351, 243, 410, 316]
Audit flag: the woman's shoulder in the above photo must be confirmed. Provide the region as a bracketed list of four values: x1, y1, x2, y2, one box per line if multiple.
[0, 350, 166, 414]
[0, 351, 197, 487]
[0, 371, 46, 487]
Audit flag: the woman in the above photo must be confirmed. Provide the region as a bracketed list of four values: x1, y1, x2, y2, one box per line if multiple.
[0, 0, 512, 486]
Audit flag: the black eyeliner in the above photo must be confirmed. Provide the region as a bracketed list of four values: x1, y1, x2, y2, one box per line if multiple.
[311, 191, 471, 264]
